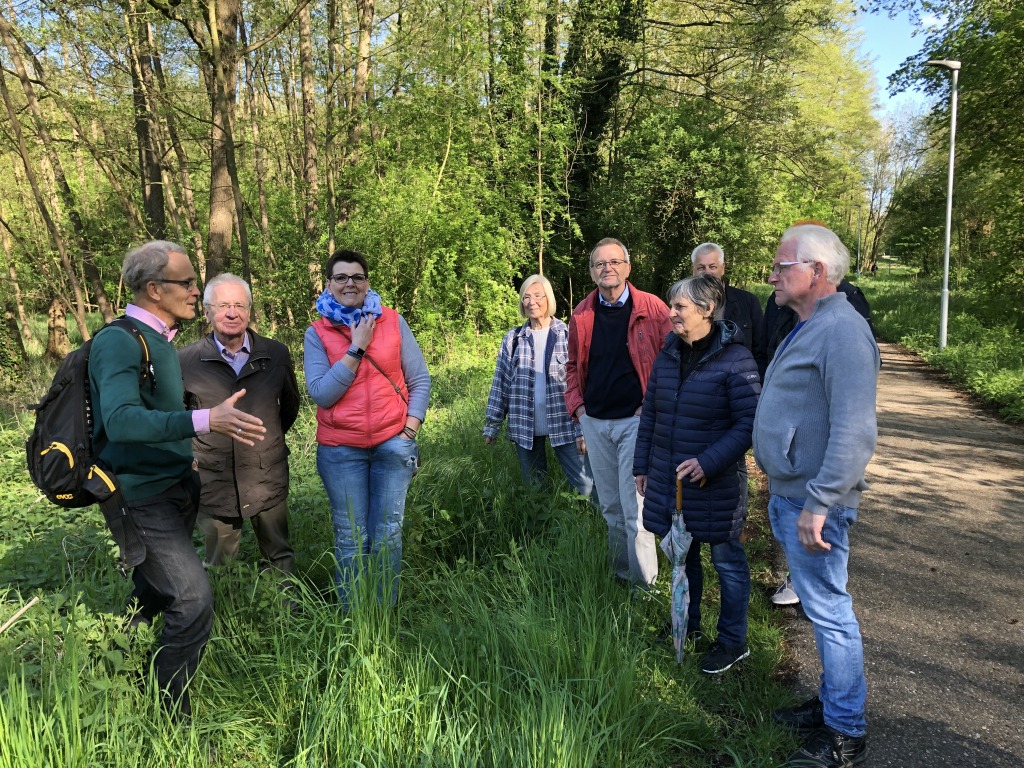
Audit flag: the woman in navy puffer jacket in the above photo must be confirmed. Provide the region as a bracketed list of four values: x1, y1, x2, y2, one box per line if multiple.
[634, 274, 760, 674]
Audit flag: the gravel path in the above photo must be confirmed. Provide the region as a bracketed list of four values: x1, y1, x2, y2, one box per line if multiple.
[778, 341, 1024, 767]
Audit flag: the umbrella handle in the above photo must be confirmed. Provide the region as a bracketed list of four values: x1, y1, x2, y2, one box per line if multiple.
[676, 477, 683, 513]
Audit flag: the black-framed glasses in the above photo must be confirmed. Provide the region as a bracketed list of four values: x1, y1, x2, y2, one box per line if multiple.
[155, 277, 198, 290]
[330, 273, 367, 285]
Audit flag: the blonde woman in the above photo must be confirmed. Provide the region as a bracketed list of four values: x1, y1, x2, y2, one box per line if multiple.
[484, 275, 594, 496]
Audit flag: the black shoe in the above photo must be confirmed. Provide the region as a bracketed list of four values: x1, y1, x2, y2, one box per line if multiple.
[699, 640, 749, 674]
[773, 696, 825, 733]
[786, 726, 867, 767]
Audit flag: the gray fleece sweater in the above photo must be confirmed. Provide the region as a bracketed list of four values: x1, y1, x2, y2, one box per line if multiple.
[753, 291, 880, 514]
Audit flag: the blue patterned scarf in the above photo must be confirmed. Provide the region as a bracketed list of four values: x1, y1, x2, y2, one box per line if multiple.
[315, 288, 384, 327]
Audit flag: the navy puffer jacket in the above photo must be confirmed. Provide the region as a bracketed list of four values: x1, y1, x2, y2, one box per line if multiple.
[633, 321, 761, 541]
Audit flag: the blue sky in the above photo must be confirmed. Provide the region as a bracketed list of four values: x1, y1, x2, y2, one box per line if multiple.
[854, 7, 937, 113]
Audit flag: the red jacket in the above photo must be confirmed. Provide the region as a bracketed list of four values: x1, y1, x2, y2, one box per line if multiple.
[564, 283, 671, 420]
[312, 308, 409, 448]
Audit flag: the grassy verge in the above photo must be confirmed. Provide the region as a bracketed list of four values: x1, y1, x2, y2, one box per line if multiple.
[857, 262, 1024, 422]
[2, 331, 796, 767]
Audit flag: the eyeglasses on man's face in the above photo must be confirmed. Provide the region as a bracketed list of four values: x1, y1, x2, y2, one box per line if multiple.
[330, 273, 368, 285]
[769, 261, 806, 277]
[155, 277, 198, 291]
[208, 302, 250, 314]
[590, 259, 628, 271]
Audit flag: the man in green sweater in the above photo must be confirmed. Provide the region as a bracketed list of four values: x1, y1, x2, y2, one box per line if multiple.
[90, 241, 266, 717]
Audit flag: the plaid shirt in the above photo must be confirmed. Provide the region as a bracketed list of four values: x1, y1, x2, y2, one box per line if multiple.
[483, 319, 581, 449]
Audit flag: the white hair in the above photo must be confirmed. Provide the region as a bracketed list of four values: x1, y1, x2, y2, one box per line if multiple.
[690, 242, 724, 265]
[779, 224, 850, 285]
[203, 273, 252, 307]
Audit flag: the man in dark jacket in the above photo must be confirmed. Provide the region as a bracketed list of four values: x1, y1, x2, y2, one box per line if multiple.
[179, 274, 301, 575]
[691, 243, 767, 374]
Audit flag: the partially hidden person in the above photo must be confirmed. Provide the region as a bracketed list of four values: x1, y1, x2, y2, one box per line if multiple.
[179, 273, 300, 585]
[483, 274, 594, 498]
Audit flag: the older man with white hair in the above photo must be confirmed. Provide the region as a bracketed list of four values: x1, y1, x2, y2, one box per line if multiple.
[690, 242, 766, 374]
[753, 223, 879, 767]
[179, 273, 300, 577]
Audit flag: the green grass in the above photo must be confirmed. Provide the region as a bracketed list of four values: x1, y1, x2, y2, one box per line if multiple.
[1, 330, 797, 767]
[859, 261, 1024, 422]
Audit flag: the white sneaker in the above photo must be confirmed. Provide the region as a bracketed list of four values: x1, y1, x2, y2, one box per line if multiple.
[770, 575, 800, 606]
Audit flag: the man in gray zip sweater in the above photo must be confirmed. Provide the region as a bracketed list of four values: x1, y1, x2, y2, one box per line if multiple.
[753, 223, 880, 768]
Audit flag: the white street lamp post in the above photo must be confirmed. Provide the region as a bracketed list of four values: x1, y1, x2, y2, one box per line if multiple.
[925, 58, 961, 350]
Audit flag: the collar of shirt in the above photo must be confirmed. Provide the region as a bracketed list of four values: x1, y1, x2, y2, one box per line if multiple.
[214, 332, 251, 366]
[598, 283, 630, 308]
[125, 304, 177, 341]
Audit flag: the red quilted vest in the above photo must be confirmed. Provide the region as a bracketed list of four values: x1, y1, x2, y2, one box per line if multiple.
[312, 307, 409, 448]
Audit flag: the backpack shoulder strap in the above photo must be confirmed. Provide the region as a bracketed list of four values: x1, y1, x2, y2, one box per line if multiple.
[105, 317, 156, 393]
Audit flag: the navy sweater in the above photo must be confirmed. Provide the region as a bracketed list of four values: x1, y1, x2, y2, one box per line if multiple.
[633, 322, 761, 541]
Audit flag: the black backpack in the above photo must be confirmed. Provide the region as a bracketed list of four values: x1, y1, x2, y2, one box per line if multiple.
[26, 317, 155, 508]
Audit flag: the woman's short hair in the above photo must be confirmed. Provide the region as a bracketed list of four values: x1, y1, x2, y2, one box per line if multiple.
[666, 274, 726, 320]
[325, 249, 370, 280]
[518, 274, 556, 319]
[122, 241, 185, 296]
[779, 223, 849, 285]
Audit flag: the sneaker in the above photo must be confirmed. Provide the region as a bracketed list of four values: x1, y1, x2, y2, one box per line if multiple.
[773, 696, 825, 733]
[699, 641, 749, 674]
[771, 575, 801, 606]
[786, 726, 867, 767]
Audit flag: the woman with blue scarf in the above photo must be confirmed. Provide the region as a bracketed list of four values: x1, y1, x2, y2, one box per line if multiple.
[304, 249, 431, 607]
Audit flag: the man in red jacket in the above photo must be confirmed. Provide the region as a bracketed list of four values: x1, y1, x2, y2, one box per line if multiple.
[565, 238, 671, 586]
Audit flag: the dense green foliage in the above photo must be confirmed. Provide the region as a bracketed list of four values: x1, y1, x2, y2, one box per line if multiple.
[861, 263, 1024, 422]
[0, 0, 879, 369]
[0, 336, 798, 767]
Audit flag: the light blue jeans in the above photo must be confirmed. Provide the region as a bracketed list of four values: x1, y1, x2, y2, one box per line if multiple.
[579, 413, 658, 585]
[515, 437, 595, 499]
[317, 435, 418, 608]
[769, 494, 867, 737]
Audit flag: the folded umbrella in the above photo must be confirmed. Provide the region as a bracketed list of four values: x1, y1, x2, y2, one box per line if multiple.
[659, 477, 693, 663]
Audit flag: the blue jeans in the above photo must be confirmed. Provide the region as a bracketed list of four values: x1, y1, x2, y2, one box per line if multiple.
[317, 436, 418, 608]
[128, 474, 213, 716]
[515, 437, 595, 498]
[684, 537, 750, 647]
[769, 494, 867, 737]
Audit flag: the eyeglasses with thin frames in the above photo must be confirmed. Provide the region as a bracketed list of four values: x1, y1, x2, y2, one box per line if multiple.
[330, 273, 368, 285]
[590, 260, 628, 270]
[769, 261, 806, 277]
[208, 302, 250, 314]
[155, 277, 198, 290]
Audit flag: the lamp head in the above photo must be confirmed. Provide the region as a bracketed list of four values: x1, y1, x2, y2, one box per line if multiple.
[925, 59, 962, 71]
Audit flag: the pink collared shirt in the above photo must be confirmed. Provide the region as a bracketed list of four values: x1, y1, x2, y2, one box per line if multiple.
[124, 304, 210, 435]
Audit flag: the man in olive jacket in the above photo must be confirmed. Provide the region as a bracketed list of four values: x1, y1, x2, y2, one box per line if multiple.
[179, 274, 301, 574]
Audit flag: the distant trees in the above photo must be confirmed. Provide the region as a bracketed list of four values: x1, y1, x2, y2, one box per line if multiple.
[879, 0, 1024, 310]
[0, 0, 881, 373]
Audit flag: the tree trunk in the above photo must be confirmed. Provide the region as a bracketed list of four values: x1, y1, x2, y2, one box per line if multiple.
[299, 0, 319, 242]
[0, 58, 90, 341]
[204, 0, 249, 282]
[126, 0, 166, 238]
[0, 17, 114, 324]
[0, 201, 32, 346]
[45, 296, 71, 362]
[149, 21, 207, 279]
